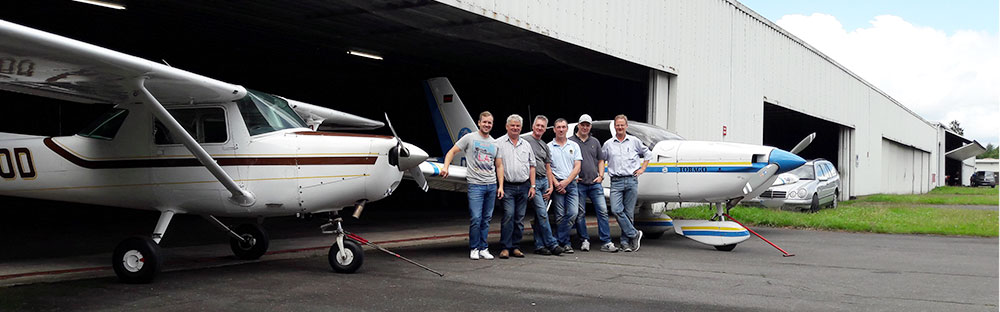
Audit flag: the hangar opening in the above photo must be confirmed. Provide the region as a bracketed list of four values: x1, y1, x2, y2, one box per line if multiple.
[1, 1, 652, 217]
[762, 103, 854, 199]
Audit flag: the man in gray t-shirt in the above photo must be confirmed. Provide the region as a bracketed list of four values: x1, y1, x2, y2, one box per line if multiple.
[442, 111, 502, 260]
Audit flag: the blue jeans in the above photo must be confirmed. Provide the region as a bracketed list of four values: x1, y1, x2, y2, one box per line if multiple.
[577, 182, 611, 244]
[500, 182, 530, 250]
[552, 180, 578, 246]
[610, 176, 639, 246]
[468, 183, 497, 250]
[531, 177, 558, 250]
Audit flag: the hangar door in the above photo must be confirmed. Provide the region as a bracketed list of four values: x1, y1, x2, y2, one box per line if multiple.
[763, 103, 853, 200]
[880, 138, 931, 194]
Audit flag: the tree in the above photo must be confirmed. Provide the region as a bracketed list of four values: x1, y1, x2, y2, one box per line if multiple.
[978, 143, 999, 159]
[948, 120, 964, 136]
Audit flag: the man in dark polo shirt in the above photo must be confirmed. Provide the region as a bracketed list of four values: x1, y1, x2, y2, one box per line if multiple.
[569, 114, 617, 252]
[520, 115, 563, 256]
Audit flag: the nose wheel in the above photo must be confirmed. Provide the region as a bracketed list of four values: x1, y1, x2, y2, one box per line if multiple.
[322, 217, 365, 273]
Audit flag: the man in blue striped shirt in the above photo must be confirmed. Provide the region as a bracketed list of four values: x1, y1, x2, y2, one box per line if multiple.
[601, 114, 649, 252]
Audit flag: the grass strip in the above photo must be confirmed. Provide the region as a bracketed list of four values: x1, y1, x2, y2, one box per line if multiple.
[667, 203, 998, 237]
[927, 186, 998, 196]
[851, 194, 997, 206]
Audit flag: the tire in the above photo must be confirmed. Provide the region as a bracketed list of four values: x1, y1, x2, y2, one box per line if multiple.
[229, 223, 269, 260]
[714, 244, 737, 251]
[329, 239, 364, 273]
[112, 236, 162, 284]
[809, 194, 820, 213]
[645, 231, 665, 239]
[830, 190, 839, 209]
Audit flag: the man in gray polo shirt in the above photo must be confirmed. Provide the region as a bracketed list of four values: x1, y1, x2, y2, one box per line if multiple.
[521, 115, 563, 256]
[495, 114, 535, 259]
[569, 114, 617, 252]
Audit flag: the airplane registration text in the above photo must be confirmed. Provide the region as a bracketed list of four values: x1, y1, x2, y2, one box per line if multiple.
[0, 147, 36, 180]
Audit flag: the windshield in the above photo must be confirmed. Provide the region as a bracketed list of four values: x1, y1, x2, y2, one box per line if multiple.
[788, 164, 815, 180]
[236, 90, 307, 136]
[591, 120, 684, 149]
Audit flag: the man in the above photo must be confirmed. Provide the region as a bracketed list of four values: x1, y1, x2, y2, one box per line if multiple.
[442, 111, 502, 260]
[520, 115, 563, 256]
[569, 114, 617, 252]
[601, 114, 649, 252]
[495, 114, 535, 259]
[548, 118, 582, 253]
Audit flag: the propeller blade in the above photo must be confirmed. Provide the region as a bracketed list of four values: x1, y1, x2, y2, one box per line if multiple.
[383, 113, 401, 142]
[789, 133, 816, 154]
[739, 164, 781, 203]
[409, 167, 429, 192]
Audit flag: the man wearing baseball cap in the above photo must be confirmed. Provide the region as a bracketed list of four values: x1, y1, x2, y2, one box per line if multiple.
[569, 114, 617, 252]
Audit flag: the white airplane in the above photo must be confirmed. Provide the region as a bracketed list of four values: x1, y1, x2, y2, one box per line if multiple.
[416, 77, 811, 252]
[0, 20, 430, 283]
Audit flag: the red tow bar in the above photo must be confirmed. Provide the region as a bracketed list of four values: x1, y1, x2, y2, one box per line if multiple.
[345, 232, 445, 277]
[723, 213, 795, 257]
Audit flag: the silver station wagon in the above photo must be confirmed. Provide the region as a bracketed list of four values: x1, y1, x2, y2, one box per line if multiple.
[747, 159, 841, 212]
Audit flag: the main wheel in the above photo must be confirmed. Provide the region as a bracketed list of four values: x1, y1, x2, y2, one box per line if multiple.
[809, 194, 820, 213]
[714, 244, 737, 251]
[230, 223, 269, 260]
[329, 239, 364, 273]
[112, 236, 163, 284]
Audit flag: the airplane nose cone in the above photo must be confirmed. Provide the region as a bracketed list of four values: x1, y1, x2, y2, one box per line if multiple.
[769, 148, 806, 173]
[398, 142, 429, 171]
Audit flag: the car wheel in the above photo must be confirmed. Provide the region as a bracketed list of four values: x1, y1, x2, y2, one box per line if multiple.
[810, 194, 820, 213]
[831, 190, 839, 209]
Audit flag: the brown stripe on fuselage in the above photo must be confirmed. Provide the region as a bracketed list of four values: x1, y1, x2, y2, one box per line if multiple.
[43, 138, 377, 169]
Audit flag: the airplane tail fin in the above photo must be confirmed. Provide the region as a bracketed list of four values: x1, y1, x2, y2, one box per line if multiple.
[423, 77, 476, 162]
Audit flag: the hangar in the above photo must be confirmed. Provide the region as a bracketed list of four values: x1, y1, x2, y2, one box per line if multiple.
[0, 0, 983, 202]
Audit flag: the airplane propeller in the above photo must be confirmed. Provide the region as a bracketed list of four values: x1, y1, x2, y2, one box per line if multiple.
[789, 132, 816, 155]
[384, 113, 429, 192]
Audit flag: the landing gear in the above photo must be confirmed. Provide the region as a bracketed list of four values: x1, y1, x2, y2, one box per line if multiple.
[112, 210, 173, 283]
[329, 238, 364, 273]
[202, 215, 271, 260]
[112, 236, 162, 283]
[322, 215, 364, 273]
[229, 223, 270, 260]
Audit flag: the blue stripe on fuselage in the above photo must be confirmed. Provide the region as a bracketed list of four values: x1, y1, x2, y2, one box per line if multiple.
[683, 230, 750, 237]
[645, 163, 766, 173]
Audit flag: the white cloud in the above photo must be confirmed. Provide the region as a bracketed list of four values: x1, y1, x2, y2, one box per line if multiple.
[776, 13, 999, 146]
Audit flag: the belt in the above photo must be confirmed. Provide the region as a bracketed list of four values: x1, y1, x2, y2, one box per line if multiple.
[610, 175, 634, 179]
[505, 180, 528, 185]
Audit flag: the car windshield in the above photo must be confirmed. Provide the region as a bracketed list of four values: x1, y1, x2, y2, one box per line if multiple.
[788, 164, 815, 180]
[591, 120, 684, 149]
[236, 90, 307, 136]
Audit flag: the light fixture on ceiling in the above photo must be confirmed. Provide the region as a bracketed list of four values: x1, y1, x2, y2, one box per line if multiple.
[72, 0, 126, 10]
[347, 50, 383, 61]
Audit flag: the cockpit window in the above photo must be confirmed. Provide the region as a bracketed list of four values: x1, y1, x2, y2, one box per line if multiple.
[590, 120, 684, 149]
[78, 108, 129, 140]
[236, 90, 307, 136]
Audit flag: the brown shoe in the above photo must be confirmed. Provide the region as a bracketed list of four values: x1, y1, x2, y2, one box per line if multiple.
[499, 249, 510, 259]
[512, 249, 525, 258]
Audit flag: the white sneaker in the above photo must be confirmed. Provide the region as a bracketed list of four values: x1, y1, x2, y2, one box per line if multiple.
[633, 230, 643, 252]
[580, 240, 591, 252]
[600, 242, 619, 252]
[479, 249, 495, 260]
[470, 249, 480, 260]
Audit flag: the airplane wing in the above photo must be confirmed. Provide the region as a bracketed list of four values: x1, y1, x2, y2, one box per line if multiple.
[403, 160, 470, 193]
[0, 19, 246, 105]
[286, 99, 385, 130]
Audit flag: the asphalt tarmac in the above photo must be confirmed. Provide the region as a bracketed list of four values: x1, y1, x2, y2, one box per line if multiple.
[1, 205, 997, 311]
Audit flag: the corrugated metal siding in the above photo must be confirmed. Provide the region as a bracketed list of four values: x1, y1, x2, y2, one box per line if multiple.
[438, 0, 939, 195]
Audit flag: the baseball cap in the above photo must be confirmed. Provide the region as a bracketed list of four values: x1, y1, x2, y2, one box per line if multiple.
[578, 114, 593, 124]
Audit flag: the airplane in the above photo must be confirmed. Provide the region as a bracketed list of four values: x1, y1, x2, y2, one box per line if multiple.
[415, 77, 812, 252]
[0, 20, 430, 283]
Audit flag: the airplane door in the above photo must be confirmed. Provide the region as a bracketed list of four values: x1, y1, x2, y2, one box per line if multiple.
[150, 106, 232, 212]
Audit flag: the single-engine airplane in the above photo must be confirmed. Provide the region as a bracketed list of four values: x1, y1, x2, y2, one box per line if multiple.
[0, 20, 430, 283]
[414, 77, 812, 251]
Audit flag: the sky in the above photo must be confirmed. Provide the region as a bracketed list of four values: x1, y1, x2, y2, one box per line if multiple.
[738, 0, 999, 147]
